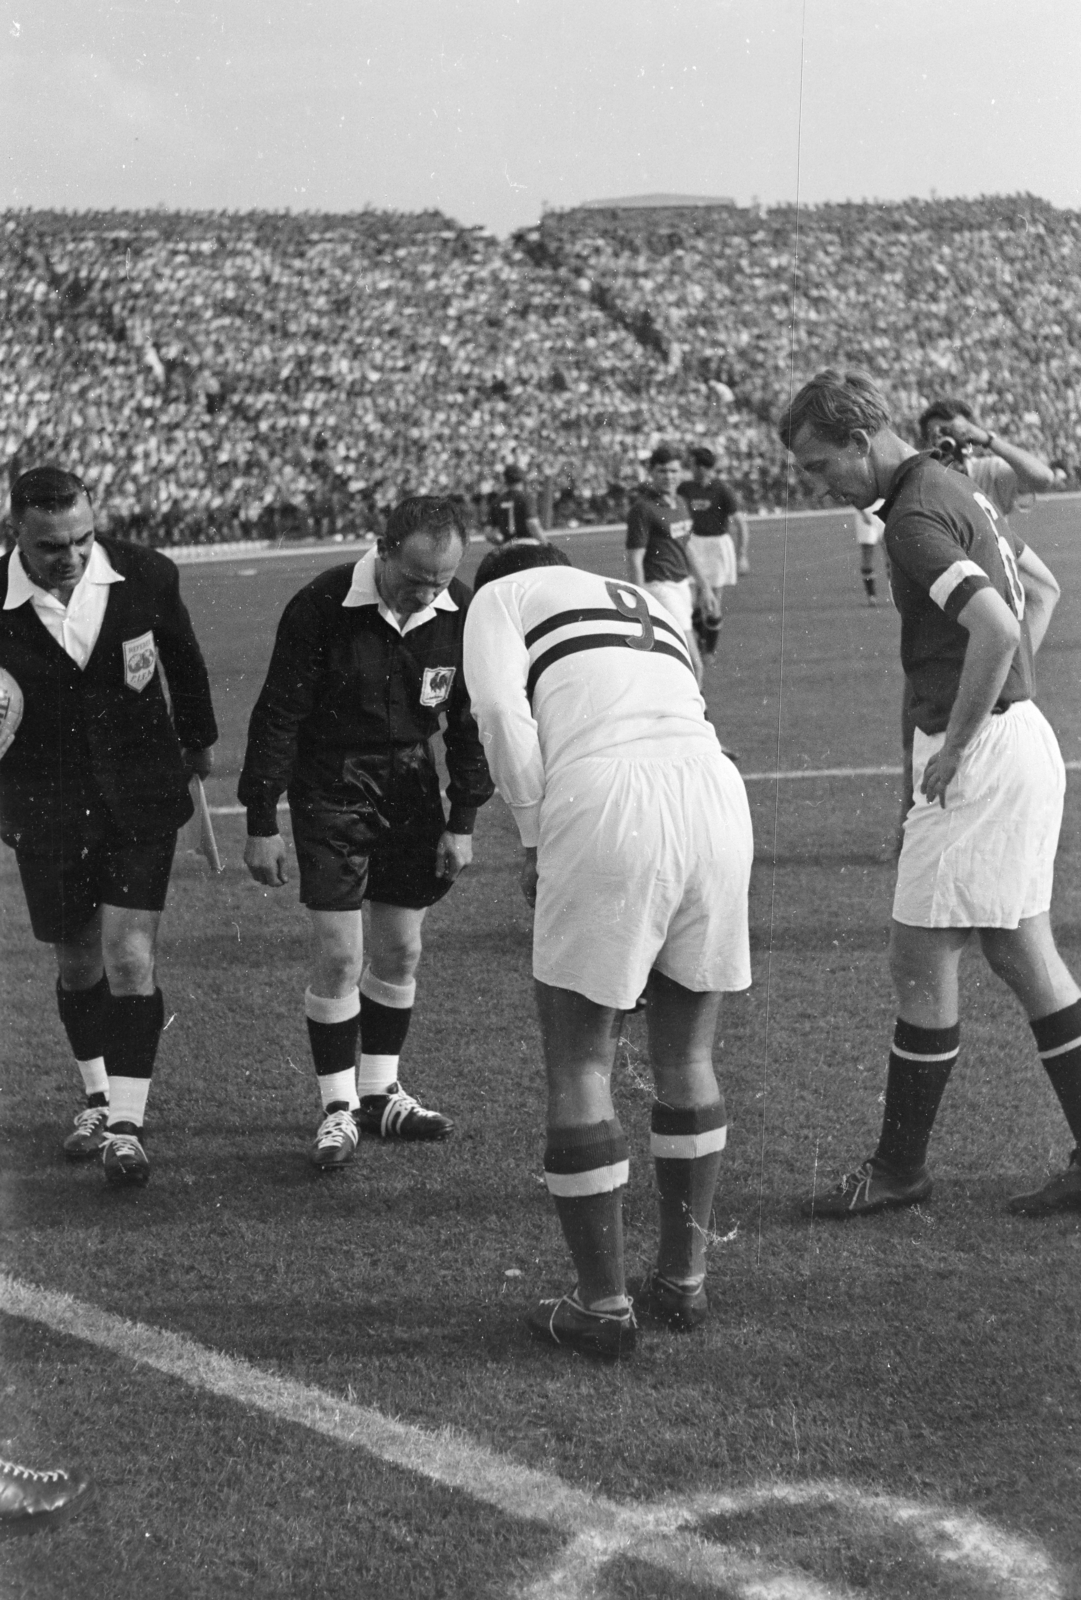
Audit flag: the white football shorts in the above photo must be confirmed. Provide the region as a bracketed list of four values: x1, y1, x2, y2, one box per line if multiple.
[533, 748, 753, 1009]
[894, 698, 1065, 928]
[644, 577, 695, 633]
[688, 532, 738, 589]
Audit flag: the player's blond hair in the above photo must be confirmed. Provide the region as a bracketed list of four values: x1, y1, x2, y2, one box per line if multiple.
[777, 368, 891, 450]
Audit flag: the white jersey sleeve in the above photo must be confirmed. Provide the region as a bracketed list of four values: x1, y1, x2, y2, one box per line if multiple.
[463, 578, 546, 846]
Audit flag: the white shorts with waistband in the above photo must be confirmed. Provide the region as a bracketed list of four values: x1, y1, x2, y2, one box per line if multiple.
[688, 531, 738, 588]
[533, 748, 753, 1009]
[893, 698, 1065, 928]
[644, 577, 695, 632]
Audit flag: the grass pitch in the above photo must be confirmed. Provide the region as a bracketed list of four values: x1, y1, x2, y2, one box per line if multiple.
[2, 504, 1081, 1598]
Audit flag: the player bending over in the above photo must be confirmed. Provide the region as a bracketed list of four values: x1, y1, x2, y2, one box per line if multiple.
[780, 368, 1081, 1219]
[464, 542, 753, 1359]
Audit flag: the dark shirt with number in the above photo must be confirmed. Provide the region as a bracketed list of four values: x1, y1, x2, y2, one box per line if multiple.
[676, 478, 739, 537]
[881, 453, 1033, 735]
[625, 487, 694, 583]
[489, 488, 540, 543]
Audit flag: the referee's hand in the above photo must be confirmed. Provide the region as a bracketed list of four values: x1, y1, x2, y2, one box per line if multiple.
[435, 831, 472, 882]
[244, 834, 289, 887]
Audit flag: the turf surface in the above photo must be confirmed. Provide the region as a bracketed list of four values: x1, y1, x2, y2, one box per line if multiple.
[2, 504, 1081, 1597]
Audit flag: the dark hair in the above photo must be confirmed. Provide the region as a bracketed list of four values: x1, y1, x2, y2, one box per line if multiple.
[648, 445, 680, 468]
[690, 446, 716, 469]
[472, 540, 572, 593]
[10, 465, 92, 522]
[503, 463, 525, 484]
[382, 495, 468, 553]
[777, 368, 891, 450]
[917, 398, 974, 444]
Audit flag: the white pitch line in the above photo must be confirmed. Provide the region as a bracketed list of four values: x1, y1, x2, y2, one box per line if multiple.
[0, 1272, 1064, 1600]
[203, 758, 1081, 816]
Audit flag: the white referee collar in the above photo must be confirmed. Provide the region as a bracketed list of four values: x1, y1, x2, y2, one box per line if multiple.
[342, 545, 458, 633]
[5, 540, 124, 611]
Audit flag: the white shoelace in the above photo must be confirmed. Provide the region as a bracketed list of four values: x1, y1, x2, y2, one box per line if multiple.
[101, 1131, 145, 1161]
[70, 1106, 107, 1136]
[314, 1109, 357, 1150]
[0, 1459, 68, 1484]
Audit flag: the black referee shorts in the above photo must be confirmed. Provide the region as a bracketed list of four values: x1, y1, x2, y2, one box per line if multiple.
[290, 791, 453, 913]
[14, 812, 177, 945]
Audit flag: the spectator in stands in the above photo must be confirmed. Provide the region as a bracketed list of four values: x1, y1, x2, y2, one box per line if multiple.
[487, 464, 547, 545]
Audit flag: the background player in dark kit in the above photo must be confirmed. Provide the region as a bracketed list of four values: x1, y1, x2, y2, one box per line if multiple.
[678, 445, 749, 655]
[487, 463, 547, 545]
[625, 446, 717, 686]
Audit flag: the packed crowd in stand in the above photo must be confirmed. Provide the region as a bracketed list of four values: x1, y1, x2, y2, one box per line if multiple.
[2, 195, 1078, 544]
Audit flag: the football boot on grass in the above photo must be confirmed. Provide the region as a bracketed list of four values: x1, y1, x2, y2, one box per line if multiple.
[357, 1083, 453, 1141]
[526, 1290, 637, 1361]
[1008, 1149, 1081, 1216]
[101, 1123, 150, 1188]
[310, 1107, 359, 1170]
[802, 1157, 931, 1219]
[629, 1271, 709, 1333]
[62, 1103, 110, 1160]
[0, 1458, 91, 1537]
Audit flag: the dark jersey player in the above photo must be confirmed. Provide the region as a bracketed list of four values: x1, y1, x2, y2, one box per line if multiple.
[487, 465, 546, 545]
[625, 446, 717, 685]
[780, 367, 1081, 1220]
[678, 446, 748, 654]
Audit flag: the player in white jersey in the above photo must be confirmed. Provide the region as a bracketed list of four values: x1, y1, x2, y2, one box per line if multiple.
[464, 542, 753, 1359]
[853, 502, 885, 605]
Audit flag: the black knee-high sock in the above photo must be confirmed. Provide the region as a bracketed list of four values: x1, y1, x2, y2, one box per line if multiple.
[104, 989, 164, 1129]
[544, 1120, 629, 1307]
[651, 1098, 727, 1283]
[56, 974, 109, 1061]
[874, 1019, 959, 1174]
[1031, 1000, 1081, 1147]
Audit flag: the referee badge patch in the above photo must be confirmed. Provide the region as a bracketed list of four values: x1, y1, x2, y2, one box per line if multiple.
[419, 665, 455, 707]
[123, 630, 157, 693]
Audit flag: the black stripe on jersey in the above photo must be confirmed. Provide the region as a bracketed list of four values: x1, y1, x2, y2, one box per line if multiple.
[524, 606, 685, 650]
[526, 634, 694, 701]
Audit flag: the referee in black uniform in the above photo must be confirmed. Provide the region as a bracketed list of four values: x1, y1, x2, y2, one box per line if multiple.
[240, 496, 494, 1168]
[0, 466, 217, 1186]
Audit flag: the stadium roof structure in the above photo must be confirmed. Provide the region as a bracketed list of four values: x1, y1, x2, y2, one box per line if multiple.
[573, 192, 736, 210]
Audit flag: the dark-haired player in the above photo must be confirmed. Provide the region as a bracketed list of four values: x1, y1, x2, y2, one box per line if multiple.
[464, 541, 752, 1358]
[917, 398, 1055, 513]
[487, 464, 547, 545]
[240, 497, 494, 1167]
[780, 369, 1081, 1218]
[0, 466, 217, 1185]
[678, 446, 748, 653]
[625, 446, 717, 685]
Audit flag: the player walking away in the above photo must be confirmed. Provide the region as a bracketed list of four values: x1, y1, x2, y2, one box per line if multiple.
[678, 446, 749, 653]
[486, 464, 547, 545]
[464, 542, 753, 1359]
[0, 1455, 91, 1535]
[853, 502, 885, 605]
[779, 369, 1081, 1219]
[625, 446, 719, 686]
[0, 467, 217, 1187]
[239, 496, 494, 1169]
[917, 398, 1055, 512]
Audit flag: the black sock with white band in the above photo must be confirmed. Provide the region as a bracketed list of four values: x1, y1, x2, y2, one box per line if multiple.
[874, 1019, 959, 1175]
